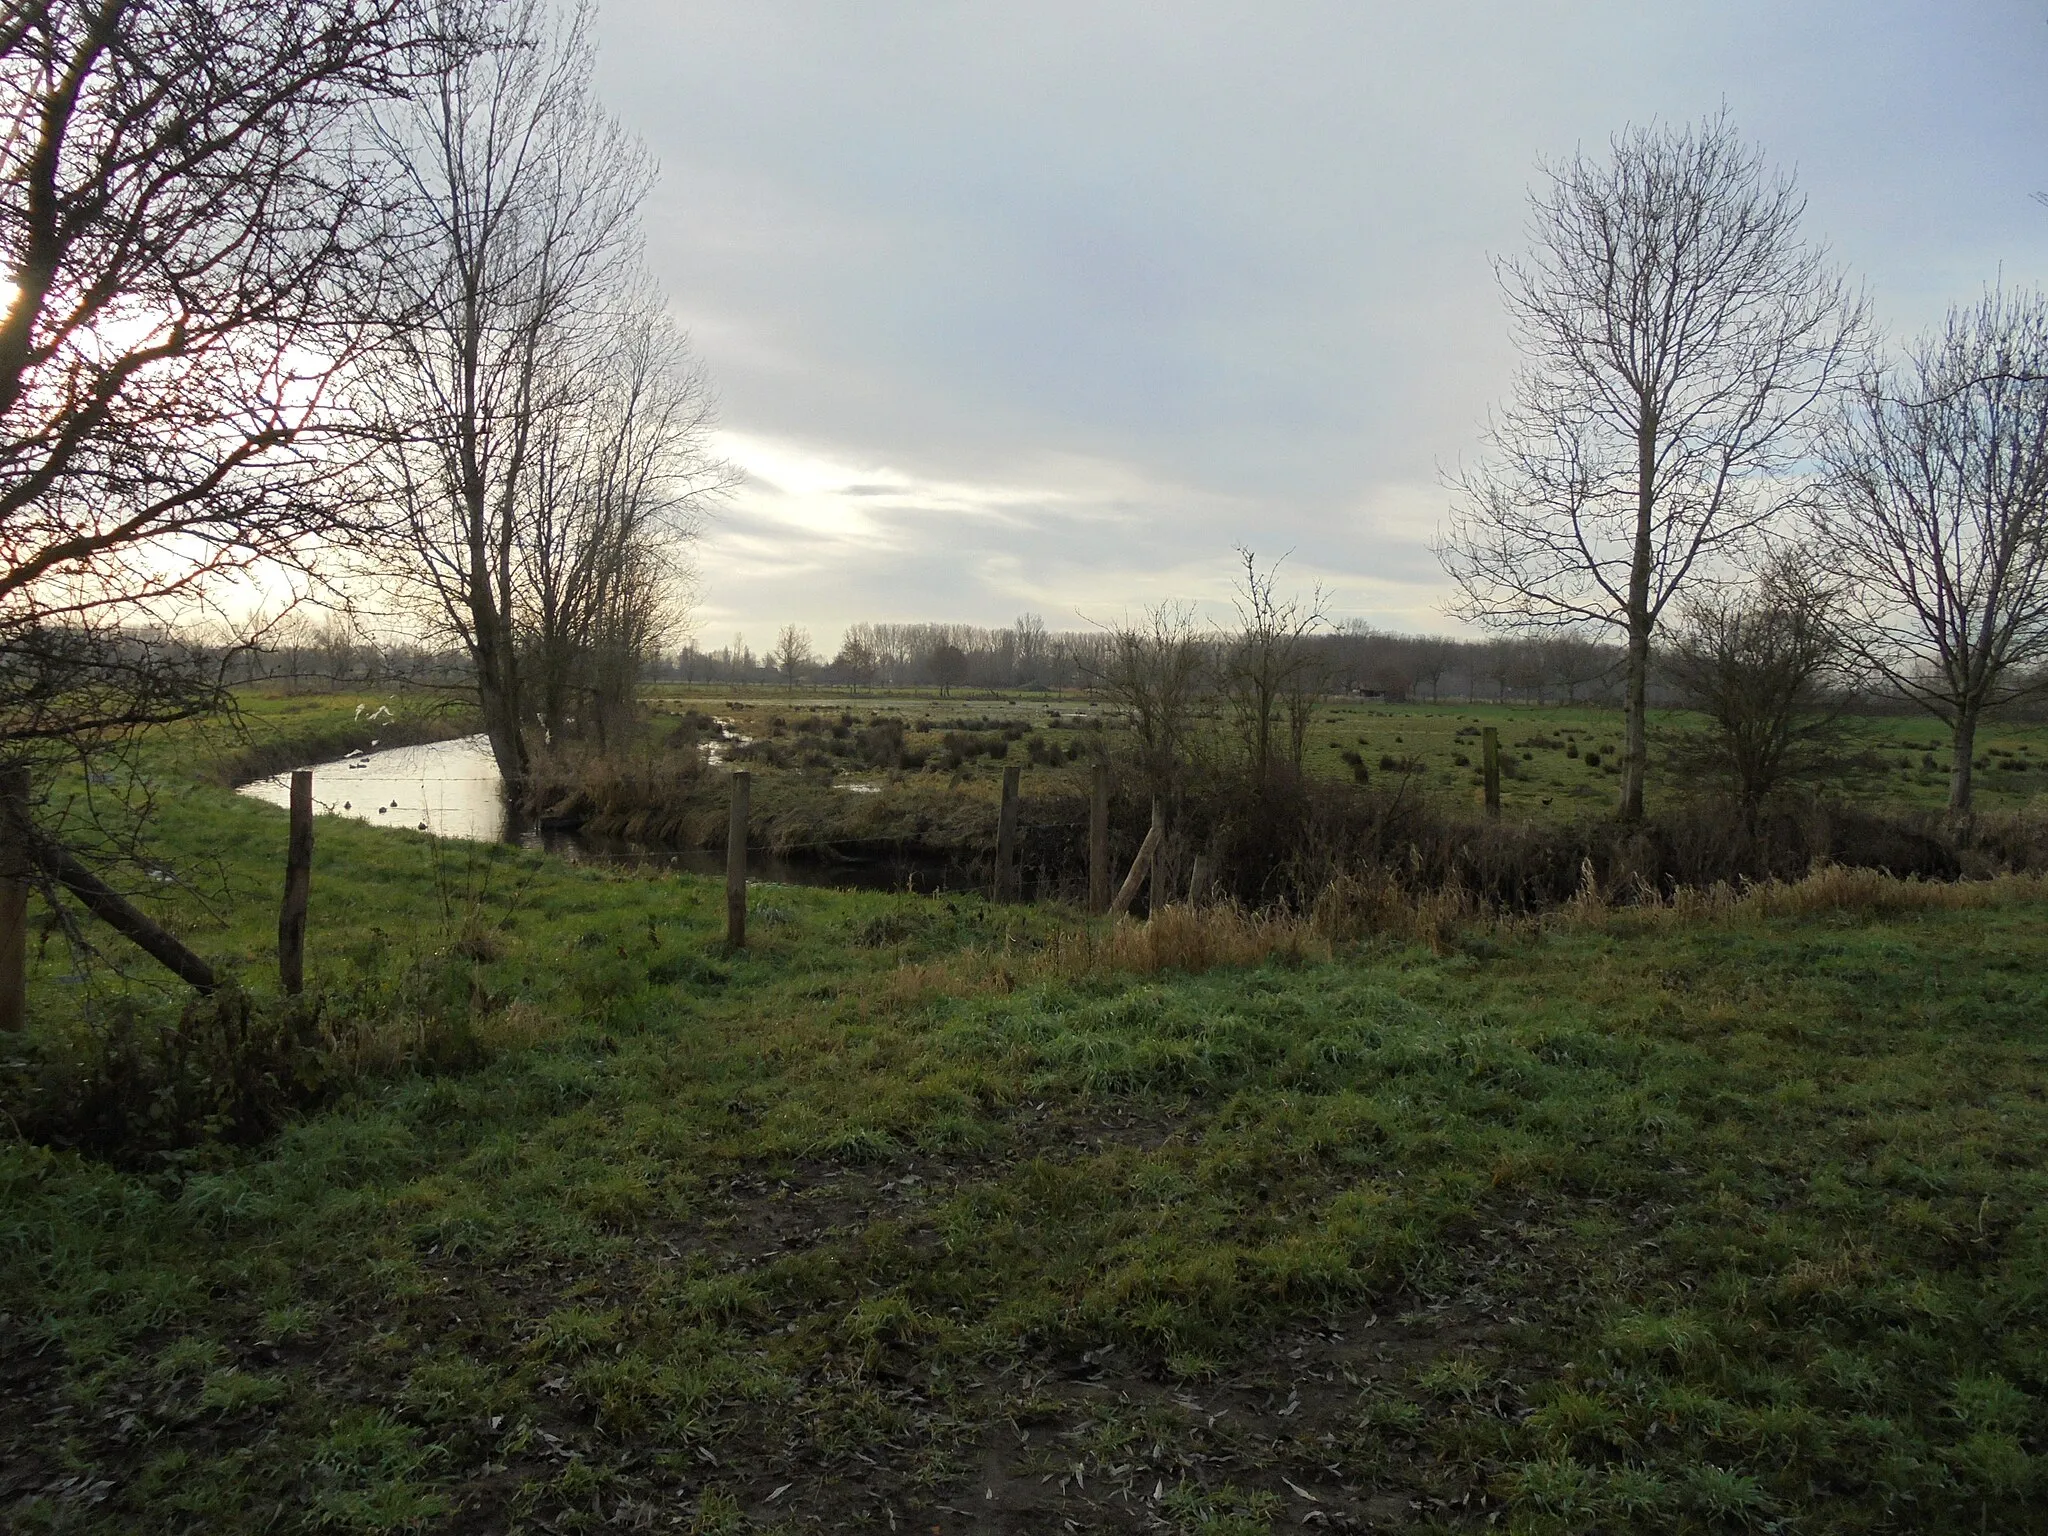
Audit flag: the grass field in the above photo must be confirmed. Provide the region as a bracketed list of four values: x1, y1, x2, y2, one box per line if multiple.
[4, 693, 2048, 1532]
[643, 683, 2048, 824]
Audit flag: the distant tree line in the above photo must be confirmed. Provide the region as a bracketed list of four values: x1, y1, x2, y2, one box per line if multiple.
[665, 615, 1640, 703]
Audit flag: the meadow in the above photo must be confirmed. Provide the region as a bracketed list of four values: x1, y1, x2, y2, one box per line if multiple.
[640, 683, 2048, 825]
[3, 692, 2047, 1533]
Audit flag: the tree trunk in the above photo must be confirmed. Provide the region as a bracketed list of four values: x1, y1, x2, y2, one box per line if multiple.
[470, 579, 527, 788]
[1621, 621, 1650, 821]
[1621, 417, 1656, 823]
[1950, 709, 1978, 813]
[477, 669, 527, 788]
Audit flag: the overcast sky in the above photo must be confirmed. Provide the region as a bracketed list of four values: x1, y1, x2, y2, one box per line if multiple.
[588, 1, 2048, 653]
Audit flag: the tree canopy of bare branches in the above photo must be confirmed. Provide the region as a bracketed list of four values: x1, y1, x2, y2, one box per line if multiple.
[1660, 553, 1851, 813]
[1440, 112, 1862, 821]
[0, 0, 439, 991]
[366, 0, 722, 783]
[771, 624, 813, 689]
[2, 0, 427, 763]
[1818, 289, 2048, 811]
[1221, 550, 1325, 782]
[1084, 601, 1208, 799]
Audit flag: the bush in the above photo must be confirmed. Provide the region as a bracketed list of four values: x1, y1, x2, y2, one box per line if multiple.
[5, 987, 333, 1165]
[1153, 762, 1988, 918]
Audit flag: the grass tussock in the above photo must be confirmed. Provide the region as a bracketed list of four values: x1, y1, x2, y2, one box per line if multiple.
[1559, 861, 2048, 929]
[973, 862, 2048, 998]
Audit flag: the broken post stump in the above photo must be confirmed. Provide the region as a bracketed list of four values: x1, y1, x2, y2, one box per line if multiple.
[726, 770, 750, 949]
[1088, 763, 1110, 914]
[278, 769, 313, 995]
[995, 765, 1021, 902]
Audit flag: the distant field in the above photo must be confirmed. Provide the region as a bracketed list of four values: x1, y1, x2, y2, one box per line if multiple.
[645, 683, 2048, 820]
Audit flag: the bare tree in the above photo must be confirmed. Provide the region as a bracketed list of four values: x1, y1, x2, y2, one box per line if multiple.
[831, 635, 879, 690]
[523, 293, 719, 749]
[771, 624, 814, 690]
[1440, 113, 1862, 821]
[367, 0, 683, 785]
[927, 642, 967, 697]
[1, 0, 434, 986]
[1660, 553, 1851, 814]
[1542, 633, 1619, 704]
[1818, 289, 2048, 811]
[3, 0, 425, 744]
[1085, 601, 1209, 799]
[1220, 550, 1325, 782]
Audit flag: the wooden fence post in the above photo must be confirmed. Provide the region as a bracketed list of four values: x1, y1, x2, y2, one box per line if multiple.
[1088, 763, 1110, 914]
[0, 765, 27, 1032]
[278, 769, 313, 996]
[994, 765, 1021, 902]
[1146, 797, 1165, 916]
[1482, 726, 1501, 817]
[1188, 853, 1211, 907]
[726, 770, 749, 949]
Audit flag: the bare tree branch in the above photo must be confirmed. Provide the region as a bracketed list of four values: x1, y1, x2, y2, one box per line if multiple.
[1816, 287, 2048, 812]
[1439, 111, 1863, 821]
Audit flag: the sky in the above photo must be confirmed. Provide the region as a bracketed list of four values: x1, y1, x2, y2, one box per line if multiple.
[588, 1, 2048, 654]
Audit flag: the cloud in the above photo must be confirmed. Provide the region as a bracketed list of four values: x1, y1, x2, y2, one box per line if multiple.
[599, 1, 2048, 646]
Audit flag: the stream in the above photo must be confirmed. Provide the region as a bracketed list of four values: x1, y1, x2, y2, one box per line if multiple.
[237, 733, 987, 895]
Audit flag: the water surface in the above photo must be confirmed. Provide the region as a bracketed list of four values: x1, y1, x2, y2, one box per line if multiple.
[238, 733, 987, 894]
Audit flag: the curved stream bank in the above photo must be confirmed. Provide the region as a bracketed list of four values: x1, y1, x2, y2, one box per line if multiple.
[237, 734, 987, 894]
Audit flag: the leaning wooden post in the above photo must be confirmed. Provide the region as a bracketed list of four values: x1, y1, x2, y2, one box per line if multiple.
[1108, 798, 1165, 919]
[38, 843, 216, 993]
[0, 765, 28, 1032]
[1482, 726, 1501, 818]
[1088, 762, 1110, 914]
[994, 765, 1022, 902]
[726, 769, 750, 949]
[277, 769, 314, 996]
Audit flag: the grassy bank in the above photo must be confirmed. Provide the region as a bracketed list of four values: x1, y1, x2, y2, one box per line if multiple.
[4, 696, 2047, 1533]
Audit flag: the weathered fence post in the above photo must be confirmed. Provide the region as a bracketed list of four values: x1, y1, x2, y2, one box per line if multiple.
[0, 765, 27, 1032]
[1108, 798, 1165, 919]
[726, 769, 750, 949]
[278, 769, 314, 996]
[1482, 726, 1501, 818]
[994, 765, 1022, 902]
[1188, 853, 1211, 907]
[1147, 798, 1165, 916]
[1088, 762, 1110, 914]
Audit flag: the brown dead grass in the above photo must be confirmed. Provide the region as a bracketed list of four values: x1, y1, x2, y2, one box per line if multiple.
[1560, 862, 2048, 930]
[851, 863, 2048, 1013]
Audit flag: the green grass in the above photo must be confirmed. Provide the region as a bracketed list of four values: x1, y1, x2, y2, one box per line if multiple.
[3, 694, 2047, 1532]
[647, 682, 2048, 823]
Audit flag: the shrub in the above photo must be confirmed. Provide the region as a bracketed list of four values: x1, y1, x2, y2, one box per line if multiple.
[5, 986, 333, 1165]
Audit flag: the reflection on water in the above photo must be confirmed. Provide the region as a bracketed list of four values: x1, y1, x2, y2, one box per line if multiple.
[237, 733, 989, 895]
[240, 735, 510, 841]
